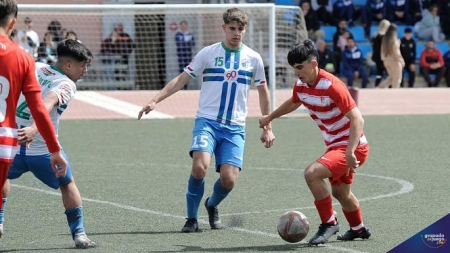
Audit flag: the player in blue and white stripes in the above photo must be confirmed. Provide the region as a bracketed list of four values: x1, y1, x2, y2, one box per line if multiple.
[138, 7, 275, 233]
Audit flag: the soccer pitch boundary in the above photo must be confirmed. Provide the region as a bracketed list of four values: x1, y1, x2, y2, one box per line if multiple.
[10, 167, 413, 253]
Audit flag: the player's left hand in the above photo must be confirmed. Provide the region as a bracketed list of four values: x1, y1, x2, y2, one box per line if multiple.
[260, 128, 275, 148]
[345, 151, 360, 176]
[138, 101, 156, 120]
[18, 126, 38, 149]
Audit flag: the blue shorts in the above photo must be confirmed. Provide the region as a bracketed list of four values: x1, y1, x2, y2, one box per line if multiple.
[7, 150, 73, 189]
[190, 117, 245, 172]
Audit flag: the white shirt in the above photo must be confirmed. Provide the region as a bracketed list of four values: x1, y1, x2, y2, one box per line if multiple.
[16, 62, 76, 155]
[184, 42, 266, 126]
[18, 29, 39, 57]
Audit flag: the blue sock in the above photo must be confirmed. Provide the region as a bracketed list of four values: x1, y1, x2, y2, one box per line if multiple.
[186, 175, 204, 220]
[0, 198, 7, 223]
[65, 206, 85, 239]
[207, 179, 232, 207]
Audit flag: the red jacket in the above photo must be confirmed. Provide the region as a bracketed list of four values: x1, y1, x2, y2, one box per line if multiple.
[420, 48, 444, 68]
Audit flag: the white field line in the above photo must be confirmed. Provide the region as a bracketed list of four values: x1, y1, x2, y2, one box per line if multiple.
[11, 183, 365, 253]
[74, 91, 174, 119]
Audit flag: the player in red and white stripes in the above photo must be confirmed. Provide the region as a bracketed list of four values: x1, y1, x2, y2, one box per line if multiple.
[259, 39, 371, 246]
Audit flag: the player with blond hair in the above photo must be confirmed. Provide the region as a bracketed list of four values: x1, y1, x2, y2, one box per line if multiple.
[139, 7, 275, 233]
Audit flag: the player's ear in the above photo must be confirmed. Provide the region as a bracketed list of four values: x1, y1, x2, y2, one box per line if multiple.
[7, 18, 16, 33]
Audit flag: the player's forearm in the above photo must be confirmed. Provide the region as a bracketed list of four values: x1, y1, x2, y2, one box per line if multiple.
[347, 116, 364, 154]
[268, 98, 300, 121]
[258, 86, 271, 116]
[152, 73, 187, 104]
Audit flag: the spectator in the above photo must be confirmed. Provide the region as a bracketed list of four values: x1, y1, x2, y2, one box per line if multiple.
[65, 30, 80, 42]
[420, 40, 445, 87]
[406, 0, 424, 25]
[400, 27, 416, 87]
[311, 0, 336, 26]
[301, 1, 325, 41]
[362, 0, 387, 38]
[9, 29, 19, 44]
[371, 19, 390, 86]
[316, 39, 335, 73]
[333, 19, 353, 75]
[342, 37, 369, 88]
[175, 20, 195, 89]
[18, 17, 39, 58]
[332, 0, 360, 26]
[47, 20, 64, 43]
[386, 0, 409, 24]
[37, 32, 57, 64]
[101, 23, 134, 81]
[379, 24, 405, 89]
[414, 4, 445, 43]
[444, 49, 450, 87]
[337, 30, 351, 53]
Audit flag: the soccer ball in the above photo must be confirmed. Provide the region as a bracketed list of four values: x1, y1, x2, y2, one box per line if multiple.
[277, 210, 309, 243]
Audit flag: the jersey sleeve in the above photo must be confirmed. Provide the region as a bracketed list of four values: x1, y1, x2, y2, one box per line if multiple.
[50, 81, 76, 106]
[329, 81, 356, 115]
[184, 48, 207, 79]
[291, 83, 302, 104]
[253, 54, 267, 86]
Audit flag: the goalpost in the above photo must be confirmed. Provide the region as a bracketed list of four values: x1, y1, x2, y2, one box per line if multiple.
[18, 3, 305, 112]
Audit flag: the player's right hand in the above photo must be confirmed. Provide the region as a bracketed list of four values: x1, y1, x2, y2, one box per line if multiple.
[50, 150, 68, 178]
[138, 101, 156, 120]
[18, 126, 38, 149]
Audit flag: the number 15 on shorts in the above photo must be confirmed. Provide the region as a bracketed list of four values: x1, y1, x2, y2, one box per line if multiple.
[191, 134, 209, 149]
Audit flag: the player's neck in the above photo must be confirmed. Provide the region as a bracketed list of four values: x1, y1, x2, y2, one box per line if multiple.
[0, 28, 9, 37]
[222, 41, 242, 51]
[306, 68, 320, 87]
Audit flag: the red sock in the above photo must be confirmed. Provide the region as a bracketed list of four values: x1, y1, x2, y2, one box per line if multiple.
[342, 207, 364, 232]
[314, 195, 336, 225]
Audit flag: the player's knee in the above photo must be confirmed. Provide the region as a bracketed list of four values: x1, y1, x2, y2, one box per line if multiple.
[303, 165, 318, 184]
[191, 164, 208, 179]
[220, 176, 236, 190]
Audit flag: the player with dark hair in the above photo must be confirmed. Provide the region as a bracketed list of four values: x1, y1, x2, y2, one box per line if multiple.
[260, 39, 371, 246]
[0, 39, 95, 249]
[139, 7, 275, 233]
[0, 0, 68, 237]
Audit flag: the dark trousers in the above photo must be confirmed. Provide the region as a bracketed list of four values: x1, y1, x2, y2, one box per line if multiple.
[401, 62, 416, 88]
[445, 66, 450, 87]
[421, 66, 445, 87]
[374, 59, 385, 87]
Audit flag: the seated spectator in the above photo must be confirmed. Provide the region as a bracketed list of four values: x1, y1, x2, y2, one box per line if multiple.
[301, 1, 325, 41]
[332, 0, 360, 26]
[362, 0, 387, 37]
[379, 24, 405, 89]
[371, 19, 391, 86]
[342, 37, 369, 88]
[366, 52, 378, 76]
[37, 32, 57, 64]
[420, 40, 445, 87]
[333, 19, 353, 75]
[316, 39, 335, 73]
[407, 0, 425, 25]
[337, 30, 351, 52]
[400, 27, 417, 87]
[311, 0, 336, 26]
[414, 4, 445, 43]
[386, 0, 409, 24]
[443, 49, 450, 87]
[65, 30, 80, 43]
[47, 20, 64, 43]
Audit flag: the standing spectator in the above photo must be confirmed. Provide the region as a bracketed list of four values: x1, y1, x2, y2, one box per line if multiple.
[420, 40, 445, 87]
[18, 17, 39, 58]
[379, 24, 405, 89]
[333, 0, 360, 26]
[333, 19, 353, 75]
[386, 0, 409, 24]
[342, 37, 369, 88]
[175, 20, 195, 89]
[414, 4, 445, 43]
[301, 1, 325, 41]
[443, 49, 450, 87]
[371, 19, 390, 86]
[317, 39, 335, 73]
[47, 20, 63, 43]
[400, 28, 416, 87]
[37, 32, 57, 64]
[362, 0, 387, 38]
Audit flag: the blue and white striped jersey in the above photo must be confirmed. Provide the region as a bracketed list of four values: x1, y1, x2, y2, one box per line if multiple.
[184, 42, 266, 126]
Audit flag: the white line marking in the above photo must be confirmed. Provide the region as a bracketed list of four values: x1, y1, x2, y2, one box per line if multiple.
[74, 91, 174, 119]
[11, 183, 366, 252]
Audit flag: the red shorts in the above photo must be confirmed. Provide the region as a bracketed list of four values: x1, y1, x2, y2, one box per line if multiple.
[317, 144, 369, 186]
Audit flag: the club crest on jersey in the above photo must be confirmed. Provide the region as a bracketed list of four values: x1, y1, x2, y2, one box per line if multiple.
[241, 58, 251, 69]
[41, 67, 55, 76]
[320, 96, 325, 105]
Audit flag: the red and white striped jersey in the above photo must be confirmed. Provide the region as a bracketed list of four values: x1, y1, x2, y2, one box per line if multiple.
[292, 69, 367, 149]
